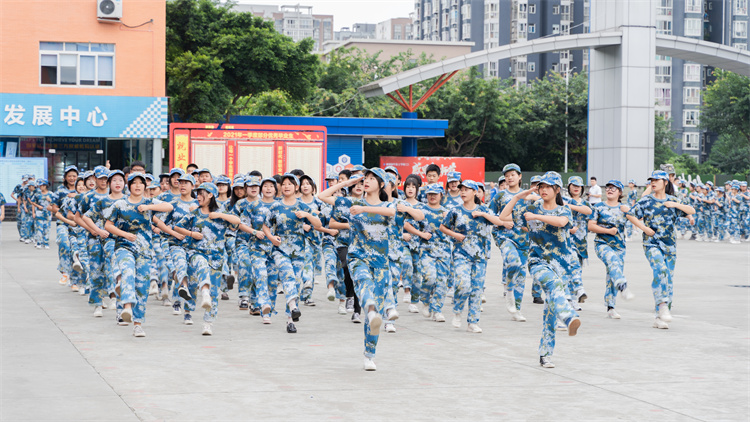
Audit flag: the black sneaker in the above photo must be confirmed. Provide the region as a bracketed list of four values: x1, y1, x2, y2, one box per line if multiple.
[239, 299, 249, 311]
[225, 275, 235, 290]
[532, 297, 544, 304]
[221, 292, 229, 300]
[178, 285, 192, 301]
[291, 308, 301, 322]
[286, 322, 297, 333]
[249, 307, 261, 316]
[345, 297, 354, 313]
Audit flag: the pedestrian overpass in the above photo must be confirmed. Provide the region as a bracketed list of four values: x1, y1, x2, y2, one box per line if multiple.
[359, 0, 750, 183]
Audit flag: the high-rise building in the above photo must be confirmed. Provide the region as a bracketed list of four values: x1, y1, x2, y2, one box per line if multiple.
[411, 0, 747, 162]
[656, 0, 748, 162]
[376, 18, 414, 40]
[335, 23, 377, 41]
[227, 3, 333, 51]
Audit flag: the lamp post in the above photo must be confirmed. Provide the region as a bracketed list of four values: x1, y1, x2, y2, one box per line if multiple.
[564, 66, 576, 174]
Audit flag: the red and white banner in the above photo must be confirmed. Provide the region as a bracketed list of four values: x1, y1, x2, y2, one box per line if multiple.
[379, 156, 485, 185]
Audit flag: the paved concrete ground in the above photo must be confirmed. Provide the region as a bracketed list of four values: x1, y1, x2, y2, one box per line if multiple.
[1, 222, 748, 421]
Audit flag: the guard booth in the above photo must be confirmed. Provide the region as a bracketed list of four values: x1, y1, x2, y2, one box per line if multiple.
[169, 123, 327, 184]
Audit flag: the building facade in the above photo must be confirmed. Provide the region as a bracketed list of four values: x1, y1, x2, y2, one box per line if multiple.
[230, 3, 333, 51]
[376, 18, 414, 40]
[655, 0, 748, 161]
[1, 0, 168, 183]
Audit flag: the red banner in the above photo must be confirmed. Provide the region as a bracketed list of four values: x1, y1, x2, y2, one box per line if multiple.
[379, 156, 486, 185]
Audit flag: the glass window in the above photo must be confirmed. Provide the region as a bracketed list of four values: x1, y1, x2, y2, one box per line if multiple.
[735, 0, 748, 15]
[684, 18, 701, 36]
[60, 54, 77, 85]
[683, 110, 700, 126]
[80, 56, 96, 86]
[685, 0, 701, 13]
[39, 42, 114, 87]
[683, 87, 700, 104]
[683, 133, 699, 150]
[734, 21, 748, 38]
[40, 55, 57, 84]
[684, 64, 701, 81]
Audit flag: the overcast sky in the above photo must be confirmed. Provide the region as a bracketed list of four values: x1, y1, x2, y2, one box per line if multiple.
[234, 1, 415, 30]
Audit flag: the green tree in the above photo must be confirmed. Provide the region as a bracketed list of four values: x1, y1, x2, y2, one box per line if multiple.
[235, 90, 309, 117]
[166, 0, 320, 122]
[700, 70, 750, 147]
[707, 133, 750, 174]
[654, 113, 677, 167]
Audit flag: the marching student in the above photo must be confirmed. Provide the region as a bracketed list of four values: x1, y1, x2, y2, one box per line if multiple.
[626, 170, 695, 330]
[30, 179, 53, 249]
[104, 173, 173, 337]
[588, 180, 635, 319]
[497, 172, 582, 369]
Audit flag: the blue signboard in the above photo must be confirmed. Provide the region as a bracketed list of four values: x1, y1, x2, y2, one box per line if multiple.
[0, 93, 168, 139]
[0, 157, 48, 206]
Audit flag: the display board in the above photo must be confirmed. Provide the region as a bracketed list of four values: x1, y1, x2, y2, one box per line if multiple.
[380, 156, 486, 185]
[0, 157, 48, 205]
[169, 124, 327, 183]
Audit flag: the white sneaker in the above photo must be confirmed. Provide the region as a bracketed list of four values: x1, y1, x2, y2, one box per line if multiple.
[607, 308, 621, 319]
[467, 323, 482, 333]
[101, 301, 108, 310]
[262, 315, 272, 324]
[408, 304, 419, 313]
[367, 311, 382, 335]
[505, 291, 517, 314]
[557, 320, 567, 330]
[120, 307, 133, 323]
[160, 286, 170, 300]
[93, 306, 103, 317]
[621, 287, 635, 301]
[162, 298, 172, 307]
[201, 289, 212, 310]
[657, 303, 672, 323]
[540, 356, 555, 368]
[326, 287, 335, 301]
[420, 303, 432, 319]
[653, 317, 669, 329]
[44, 246, 50, 250]
[149, 281, 158, 296]
[110, 297, 118, 309]
[72, 254, 83, 272]
[402, 294, 411, 304]
[363, 357, 377, 371]
[202, 323, 213, 336]
[78, 286, 87, 296]
[568, 299, 581, 311]
[338, 303, 347, 315]
[452, 313, 461, 328]
[133, 325, 145, 337]
[433, 312, 446, 322]
[386, 308, 399, 321]
[384, 323, 396, 333]
[511, 312, 527, 322]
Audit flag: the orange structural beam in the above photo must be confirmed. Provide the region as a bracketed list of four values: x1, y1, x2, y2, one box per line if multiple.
[384, 71, 459, 112]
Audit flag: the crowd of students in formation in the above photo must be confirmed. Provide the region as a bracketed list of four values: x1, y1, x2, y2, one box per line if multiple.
[6, 159, 748, 371]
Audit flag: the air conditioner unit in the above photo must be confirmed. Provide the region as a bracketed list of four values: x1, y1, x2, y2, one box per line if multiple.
[97, 0, 122, 20]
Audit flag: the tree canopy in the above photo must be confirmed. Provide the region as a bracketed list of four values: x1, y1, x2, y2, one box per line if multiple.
[166, 0, 320, 122]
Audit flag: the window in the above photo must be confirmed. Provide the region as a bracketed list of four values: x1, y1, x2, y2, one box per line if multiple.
[655, 54, 672, 61]
[685, 0, 701, 13]
[657, 110, 672, 120]
[528, 62, 536, 72]
[529, 24, 536, 33]
[734, 43, 748, 50]
[683, 87, 700, 104]
[735, 0, 748, 15]
[529, 4, 536, 14]
[551, 63, 559, 72]
[655, 65, 672, 83]
[684, 18, 702, 36]
[560, 50, 570, 60]
[657, 0, 673, 16]
[657, 19, 672, 34]
[683, 133, 700, 150]
[734, 21, 748, 38]
[684, 63, 701, 81]
[655, 88, 672, 106]
[39, 42, 114, 87]
[553, 5, 560, 14]
[683, 110, 700, 126]
[552, 24, 560, 34]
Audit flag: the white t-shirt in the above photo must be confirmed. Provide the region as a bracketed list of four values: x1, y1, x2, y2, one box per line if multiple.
[588, 184, 602, 203]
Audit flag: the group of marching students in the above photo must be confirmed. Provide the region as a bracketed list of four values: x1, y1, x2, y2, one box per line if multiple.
[12, 158, 744, 371]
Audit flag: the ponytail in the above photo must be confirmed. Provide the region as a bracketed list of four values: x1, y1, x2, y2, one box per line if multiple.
[555, 187, 564, 206]
[665, 180, 675, 196]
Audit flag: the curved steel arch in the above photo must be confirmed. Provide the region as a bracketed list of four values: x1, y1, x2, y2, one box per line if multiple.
[359, 32, 750, 98]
